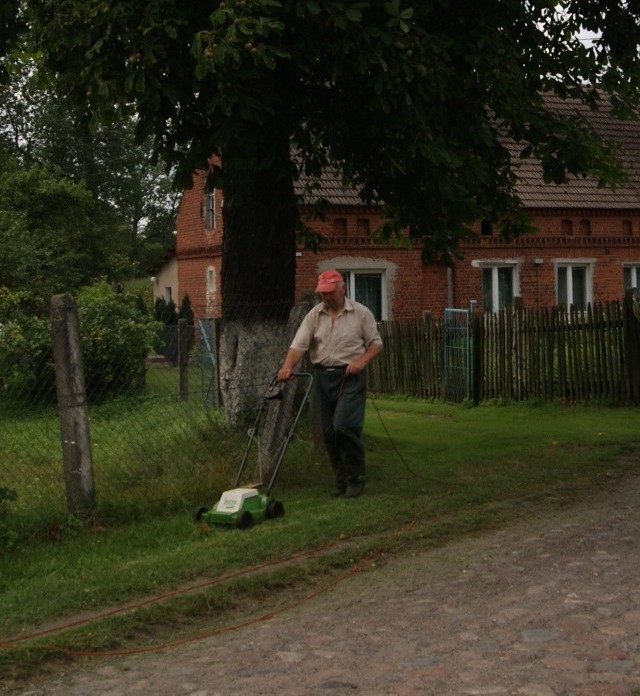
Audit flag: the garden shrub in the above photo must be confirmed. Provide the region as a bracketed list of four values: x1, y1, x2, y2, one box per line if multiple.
[0, 287, 55, 404]
[153, 294, 195, 364]
[0, 282, 158, 405]
[77, 281, 159, 400]
[154, 296, 177, 325]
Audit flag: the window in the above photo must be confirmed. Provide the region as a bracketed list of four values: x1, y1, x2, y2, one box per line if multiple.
[556, 262, 593, 309]
[579, 219, 591, 236]
[623, 264, 640, 290]
[480, 220, 493, 236]
[341, 270, 385, 320]
[561, 219, 573, 235]
[206, 267, 216, 295]
[481, 265, 517, 312]
[204, 191, 216, 229]
[356, 218, 370, 237]
[333, 218, 347, 236]
[623, 220, 633, 236]
[163, 287, 172, 302]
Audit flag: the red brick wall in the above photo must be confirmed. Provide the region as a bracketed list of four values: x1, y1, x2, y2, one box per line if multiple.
[175, 170, 640, 321]
[449, 211, 640, 313]
[175, 170, 224, 319]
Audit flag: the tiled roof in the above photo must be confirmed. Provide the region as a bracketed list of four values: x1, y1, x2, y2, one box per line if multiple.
[295, 95, 640, 210]
[294, 165, 363, 207]
[512, 94, 640, 209]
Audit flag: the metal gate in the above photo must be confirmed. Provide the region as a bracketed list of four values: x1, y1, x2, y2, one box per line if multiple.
[443, 304, 475, 403]
[198, 318, 218, 407]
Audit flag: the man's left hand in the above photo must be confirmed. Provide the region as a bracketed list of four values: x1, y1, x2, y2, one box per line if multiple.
[346, 361, 365, 375]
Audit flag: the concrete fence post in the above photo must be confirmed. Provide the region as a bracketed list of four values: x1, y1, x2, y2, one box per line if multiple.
[179, 318, 189, 401]
[50, 293, 95, 519]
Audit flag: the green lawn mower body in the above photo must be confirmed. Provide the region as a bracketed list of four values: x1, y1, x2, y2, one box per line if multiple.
[194, 487, 284, 529]
[193, 372, 312, 529]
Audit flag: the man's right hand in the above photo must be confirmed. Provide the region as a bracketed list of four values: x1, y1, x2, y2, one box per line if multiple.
[277, 367, 293, 382]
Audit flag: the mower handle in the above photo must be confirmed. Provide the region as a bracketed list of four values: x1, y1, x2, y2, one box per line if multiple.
[265, 371, 312, 399]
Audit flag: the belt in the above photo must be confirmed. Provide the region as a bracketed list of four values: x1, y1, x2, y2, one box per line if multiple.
[312, 364, 347, 372]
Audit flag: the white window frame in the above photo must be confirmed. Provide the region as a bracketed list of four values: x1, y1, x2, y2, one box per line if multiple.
[622, 263, 640, 290]
[339, 269, 387, 321]
[204, 191, 216, 229]
[206, 266, 216, 296]
[554, 259, 594, 309]
[471, 259, 520, 313]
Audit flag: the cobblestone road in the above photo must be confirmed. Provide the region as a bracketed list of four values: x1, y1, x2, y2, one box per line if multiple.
[6, 474, 640, 696]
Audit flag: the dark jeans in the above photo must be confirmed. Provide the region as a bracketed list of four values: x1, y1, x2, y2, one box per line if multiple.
[313, 367, 367, 488]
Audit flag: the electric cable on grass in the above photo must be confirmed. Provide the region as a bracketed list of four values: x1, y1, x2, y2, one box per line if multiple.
[1, 509, 418, 658]
[329, 371, 456, 488]
[0, 545, 334, 648]
[367, 389, 461, 488]
[1, 547, 384, 659]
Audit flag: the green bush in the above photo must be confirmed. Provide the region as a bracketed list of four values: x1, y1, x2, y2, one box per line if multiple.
[0, 282, 158, 405]
[78, 281, 158, 399]
[153, 294, 195, 364]
[0, 288, 54, 403]
[154, 296, 177, 325]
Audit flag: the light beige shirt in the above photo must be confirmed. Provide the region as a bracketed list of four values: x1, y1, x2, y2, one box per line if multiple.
[290, 298, 383, 366]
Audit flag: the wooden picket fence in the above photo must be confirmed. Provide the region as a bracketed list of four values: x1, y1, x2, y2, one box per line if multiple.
[368, 315, 444, 400]
[476, 302, 626, 403]
[368, 301, 640, 405]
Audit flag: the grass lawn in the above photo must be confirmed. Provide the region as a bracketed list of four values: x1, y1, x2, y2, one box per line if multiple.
[1, 396, 639, 678]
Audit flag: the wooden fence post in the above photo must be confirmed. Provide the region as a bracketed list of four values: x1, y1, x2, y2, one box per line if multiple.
[50, 293, 95, 519]
[623, 289, 640, 404]
[512, 297, 525, 400]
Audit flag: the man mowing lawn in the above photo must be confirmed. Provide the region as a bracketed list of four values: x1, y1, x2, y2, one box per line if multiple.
[277, 270, 383, 499]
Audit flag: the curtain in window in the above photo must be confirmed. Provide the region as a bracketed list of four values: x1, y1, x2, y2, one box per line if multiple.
[354, 273, 382, 320]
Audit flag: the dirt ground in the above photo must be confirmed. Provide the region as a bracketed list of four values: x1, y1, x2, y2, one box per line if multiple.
[5, 472, 640, 696]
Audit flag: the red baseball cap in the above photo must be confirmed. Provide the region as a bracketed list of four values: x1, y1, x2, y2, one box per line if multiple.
[315, 270, 344, 293]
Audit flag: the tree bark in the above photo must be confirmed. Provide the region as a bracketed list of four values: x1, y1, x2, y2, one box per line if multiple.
[219, 121, 298, 424]
[256, 297, 316, 484]
[221, 122, 297, 322]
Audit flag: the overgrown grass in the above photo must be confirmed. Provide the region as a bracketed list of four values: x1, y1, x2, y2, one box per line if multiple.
[0, 365, 233, 542]
[1, 396, 640, 680]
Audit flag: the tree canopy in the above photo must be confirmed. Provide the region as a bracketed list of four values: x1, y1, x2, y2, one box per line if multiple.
[0, 161, 101, 311]
[20, 0, 640, 315]
[0, 53, 180, 293]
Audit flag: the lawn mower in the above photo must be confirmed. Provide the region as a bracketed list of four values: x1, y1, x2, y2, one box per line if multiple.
[193, 372, 313, 529]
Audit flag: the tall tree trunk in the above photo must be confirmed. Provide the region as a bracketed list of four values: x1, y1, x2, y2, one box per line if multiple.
[219, 122, 298, 423]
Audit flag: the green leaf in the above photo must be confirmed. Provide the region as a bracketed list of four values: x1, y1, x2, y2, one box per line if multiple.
[384, 0, 400, 14]
[344, 8, 362, 22]
[299, 0, 321, 16]
[194, 60, 208, 81]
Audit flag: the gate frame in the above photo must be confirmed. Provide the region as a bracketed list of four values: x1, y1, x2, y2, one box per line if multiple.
[443, 301, 476, 403]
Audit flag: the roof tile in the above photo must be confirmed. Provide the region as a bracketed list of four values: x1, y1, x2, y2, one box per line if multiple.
[296, 95, 640, 210]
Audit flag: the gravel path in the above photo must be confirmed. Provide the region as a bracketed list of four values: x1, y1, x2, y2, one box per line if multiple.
[6, 473, 640, 696]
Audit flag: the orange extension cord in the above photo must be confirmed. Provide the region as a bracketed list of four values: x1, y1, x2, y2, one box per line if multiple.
[0, 540, 399, 658]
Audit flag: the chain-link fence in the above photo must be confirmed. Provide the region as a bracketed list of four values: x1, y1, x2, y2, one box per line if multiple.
[1, 302, 304, 548]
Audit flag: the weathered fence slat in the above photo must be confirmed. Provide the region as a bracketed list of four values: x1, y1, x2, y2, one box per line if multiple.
[367, 301, 635, 405]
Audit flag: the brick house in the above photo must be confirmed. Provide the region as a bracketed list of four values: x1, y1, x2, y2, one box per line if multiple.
[174, 99, 640, 322]
[150, 253, 178, 306]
